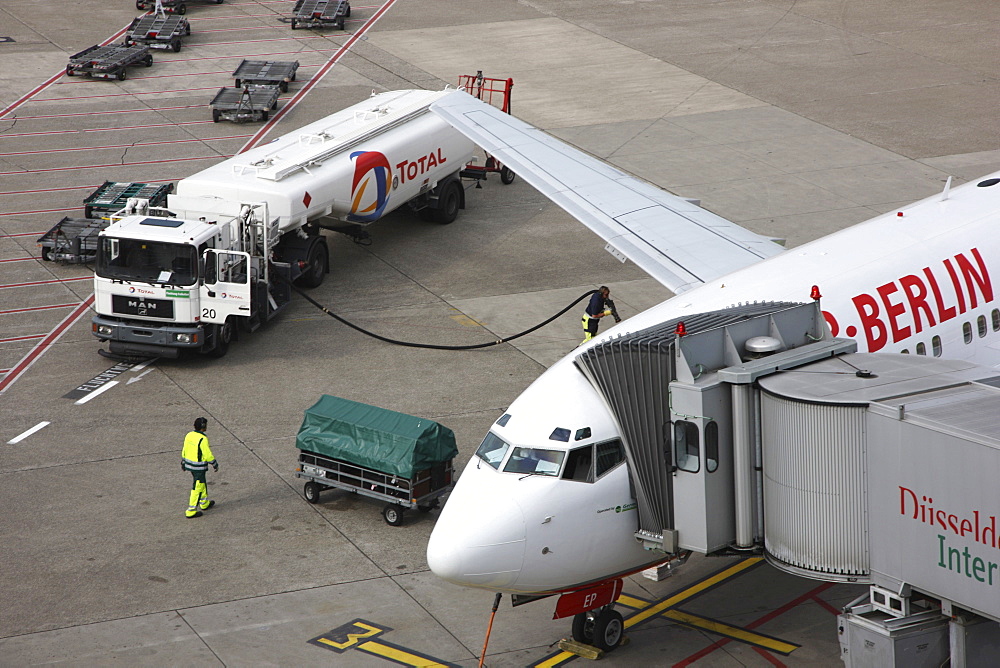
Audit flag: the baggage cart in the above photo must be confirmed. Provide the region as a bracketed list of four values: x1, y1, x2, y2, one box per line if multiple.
[83, 181, 173, 219]
[66, 43, 153, 80]
[232, 59, 299, 93]
[210, 85, 280, 123]
[290, 0, 350, 30]
[294, 395, 458, 526]
[37, 218, 108, 263]
[125, 13, 191, 52]
[135, 0, 223, 14]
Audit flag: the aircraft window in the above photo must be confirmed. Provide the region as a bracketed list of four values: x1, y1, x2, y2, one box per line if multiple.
[916, 342, 927, 355]
[993, 309, 1000, 332]
[705, 421, 719, 473]
[562, 445, 594, 482]
[674, 421, 700, 473]
[549, 428, 570, 442]
[901, 349, 910, 354]
[496, 413, 511, 427]
[475, 432, 510, 470]
[575, 427, 592, 441]
[978, 315, 988, 338]
[964, 322, 973, 344]
[595, 439, 625, 478]
[932, 336, 942, 357]
[503, 447, 564, 476]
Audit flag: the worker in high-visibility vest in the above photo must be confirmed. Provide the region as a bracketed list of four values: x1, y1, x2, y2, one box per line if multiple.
[182, 417, 219, 518]
[581, 286, 620, 344]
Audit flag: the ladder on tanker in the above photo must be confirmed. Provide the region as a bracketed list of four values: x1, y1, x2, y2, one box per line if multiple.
[456, 71, 517, 185]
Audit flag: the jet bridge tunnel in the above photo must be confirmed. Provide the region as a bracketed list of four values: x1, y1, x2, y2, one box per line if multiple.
[575, 299, 1000, 666]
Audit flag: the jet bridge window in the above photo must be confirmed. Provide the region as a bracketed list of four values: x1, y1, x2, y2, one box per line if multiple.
[705, 421, 719, 473]
[503, 447, 564, 476]
[475, 432, 510, 470]
[674, 421, 700, 473]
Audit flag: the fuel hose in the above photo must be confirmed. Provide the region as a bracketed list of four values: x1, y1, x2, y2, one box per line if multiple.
[288, 281, 598, 351]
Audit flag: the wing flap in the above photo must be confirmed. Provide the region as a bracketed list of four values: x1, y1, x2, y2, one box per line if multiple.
[431, 91, 785, 293]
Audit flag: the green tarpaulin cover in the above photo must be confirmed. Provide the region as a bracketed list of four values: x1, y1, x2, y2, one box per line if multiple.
[296, 395, 458, 479]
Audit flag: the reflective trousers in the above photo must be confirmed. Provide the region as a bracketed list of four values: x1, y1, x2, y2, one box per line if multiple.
[186, 470, 211, 517]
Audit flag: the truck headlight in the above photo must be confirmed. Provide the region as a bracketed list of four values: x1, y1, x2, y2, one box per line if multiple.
[95, 324, 113, 336]
[174, 333, 193, 343]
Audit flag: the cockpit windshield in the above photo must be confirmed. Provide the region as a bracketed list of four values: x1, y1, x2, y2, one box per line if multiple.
[475, 432, 510, 469]
[503, 447, 564, 476]
[96, 237, 198, 286]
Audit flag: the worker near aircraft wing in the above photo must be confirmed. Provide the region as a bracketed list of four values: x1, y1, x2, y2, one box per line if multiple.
[581, 286, 621, 344]
[182, 416, 219, 518]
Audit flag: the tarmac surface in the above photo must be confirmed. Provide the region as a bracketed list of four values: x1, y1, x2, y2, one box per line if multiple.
[1, 0, 998, 665]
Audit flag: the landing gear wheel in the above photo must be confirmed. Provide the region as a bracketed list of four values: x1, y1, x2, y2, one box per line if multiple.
[382, 504, 405, 526]
[433, 180, 461, 224]
[303, 481, 321, 503]
[417, 498, 439, 513]
[207, 318, 234, 358]
[571, 613, 594, 645]
[592, 609, 624, 651]
[500, 165, 516, 185]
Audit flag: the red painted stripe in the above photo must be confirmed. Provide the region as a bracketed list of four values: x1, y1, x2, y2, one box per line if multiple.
[0, 295, 95, 395]
[0, 232, 46, 238]
[0, 208, 77, 218]
[241, 0, 402, 152]
[34, 86, 224, 103]
[0, 135, 251, 158]
[752, 647, 786, 667]
[0, 120, 216, 140]
[0, 334, 45, 344]
[810, 593, 842, 617]
[0, 153, 226, 177]
[0, 257, 35, 263]
[11, 104, 203, 121]
[1, 184, 99, 196]
[0, 302, 78, 316]
[0, 277, 91, 290]
[0, 25, 130, 119]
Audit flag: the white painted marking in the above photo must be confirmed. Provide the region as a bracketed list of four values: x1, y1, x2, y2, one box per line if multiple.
[127, 368, 154, 385]
[130, 358, 158, 373]
[7, 421, 51, 444]
[75, 380, 118, 405]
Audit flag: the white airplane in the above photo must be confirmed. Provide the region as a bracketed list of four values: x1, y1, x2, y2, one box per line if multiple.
[422, 89, 1000, 650]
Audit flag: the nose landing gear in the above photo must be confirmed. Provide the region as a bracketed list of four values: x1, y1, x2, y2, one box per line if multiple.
[571, 605, 626, 652]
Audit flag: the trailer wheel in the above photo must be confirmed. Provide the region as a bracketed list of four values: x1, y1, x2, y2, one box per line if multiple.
[136, 0, 145, 9]
[382, 504, 405, 526]
[177, 3, 186, 14]
[117, 68, 127, 81]
[500, 165, 516, 185]
[417, 498, 439, 513]
[171, 38, 182, 53]
[66, 66, 74, 77]
[144, 54, 153, 67]
[303, 481, 321, 503]
[280, 81, 288, 93]
[337, 17, 345, 30]
[41, 247, 52, 262]
[212, 110, 221, 123]
[185, 23, 191, 36]
[216, 0, 224, 4]
[433, 180, 462, 225]
[271, 100, 278, 110]
[84, 205, 94, 218]
[261, 110, 269, 122]
[345, 4, 351, 17]
[290, 19, 297, 29]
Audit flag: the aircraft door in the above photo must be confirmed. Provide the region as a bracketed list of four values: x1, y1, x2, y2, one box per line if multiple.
[199, 249, 251, 324]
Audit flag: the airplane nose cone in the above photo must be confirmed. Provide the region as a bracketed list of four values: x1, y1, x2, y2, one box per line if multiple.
[427, 475, 526, 590]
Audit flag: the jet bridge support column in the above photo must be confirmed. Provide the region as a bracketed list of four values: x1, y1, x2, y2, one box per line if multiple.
[731, 383, 755, 549]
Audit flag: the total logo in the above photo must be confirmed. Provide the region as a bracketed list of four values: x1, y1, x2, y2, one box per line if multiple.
[348, 150, 392, 223]
[128, 286, 155, 295]
[220, 292, 244, 300]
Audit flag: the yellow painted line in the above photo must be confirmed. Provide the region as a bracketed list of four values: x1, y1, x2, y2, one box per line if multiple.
[663, 610, 798, 654]
[533, 651, 575, 667]
[358, 641, 451, 667]
[624, 558, 762, 628]
[450, 314, 483, 327]
[314, 620, 383, 650]
[616, 594, 650, 609]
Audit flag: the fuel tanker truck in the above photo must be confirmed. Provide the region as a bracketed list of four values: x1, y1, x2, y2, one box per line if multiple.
[91, 88, 482, 359]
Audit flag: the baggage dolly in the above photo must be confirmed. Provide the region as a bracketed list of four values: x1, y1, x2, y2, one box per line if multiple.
[66, 43, 153, 81]
[125, 12, 191, 52]
[135, 0, 223, 14]
[290, 0, 351, 30]
[37, 218, 108, 263]
[294, 395, 458, 526]
[232, 59, 299, 93]
[210, 85, 281, 123]
[83, 181, 174, 219]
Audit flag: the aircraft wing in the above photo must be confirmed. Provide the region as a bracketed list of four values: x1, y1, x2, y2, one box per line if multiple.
[430, 90, 785, 294]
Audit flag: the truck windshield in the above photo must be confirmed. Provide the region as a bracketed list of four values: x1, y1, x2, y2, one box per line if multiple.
[96, 237, 198, 286]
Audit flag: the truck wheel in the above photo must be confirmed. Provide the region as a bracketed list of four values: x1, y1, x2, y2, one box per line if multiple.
[500, 165, 516, 185]
[382, 504, 405, 526]
[303, 481, 321, 503]
[297, 239, 328, 288]
[207, 318, 234, 358]
[433, 180, 461, 224]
